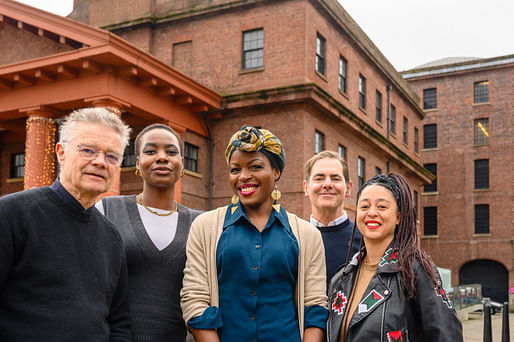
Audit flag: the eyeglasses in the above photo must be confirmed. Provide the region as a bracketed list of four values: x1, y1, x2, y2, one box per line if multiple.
[76, 144, 122, 166]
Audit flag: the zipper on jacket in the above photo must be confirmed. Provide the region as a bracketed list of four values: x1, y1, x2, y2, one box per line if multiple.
[380, 277, 392, 342]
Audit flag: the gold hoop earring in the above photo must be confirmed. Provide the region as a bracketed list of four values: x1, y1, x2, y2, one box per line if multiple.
[182, 170, 185, 177]
[271, 185, 281, 212]
[135, 169, 141, 177]
[230, 195, 240, 214]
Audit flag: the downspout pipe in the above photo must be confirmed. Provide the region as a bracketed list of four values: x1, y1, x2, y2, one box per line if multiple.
[201, 112, 214, 210]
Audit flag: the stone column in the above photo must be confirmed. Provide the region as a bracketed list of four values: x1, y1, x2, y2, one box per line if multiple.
[24, 112, 57, 189]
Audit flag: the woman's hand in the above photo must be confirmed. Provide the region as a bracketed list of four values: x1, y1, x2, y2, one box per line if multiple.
[190, 328, 220, 342]
[303, 327, 324, 342]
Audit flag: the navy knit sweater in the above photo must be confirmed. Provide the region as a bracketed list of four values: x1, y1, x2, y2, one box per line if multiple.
[0, 186, 130, 341]
[318, 218, 362, 284]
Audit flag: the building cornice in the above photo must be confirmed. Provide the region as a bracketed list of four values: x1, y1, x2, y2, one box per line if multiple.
[402, 54, 514, 80]
[222, 83, 433, 183]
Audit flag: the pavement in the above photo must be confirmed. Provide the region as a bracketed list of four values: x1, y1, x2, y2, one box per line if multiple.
[462, 312, 513, 341]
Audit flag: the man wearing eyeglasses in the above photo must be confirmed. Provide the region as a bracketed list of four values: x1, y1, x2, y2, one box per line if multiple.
[0, 108, 132, 341]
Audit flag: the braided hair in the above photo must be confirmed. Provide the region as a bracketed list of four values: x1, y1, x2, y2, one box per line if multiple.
[344, 173, 438, 299]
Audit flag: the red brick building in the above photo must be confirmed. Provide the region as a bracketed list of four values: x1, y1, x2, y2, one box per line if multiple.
[403, 55, 514, 303]
[65, 0, 431, 218]
[2, 0, 431, 261]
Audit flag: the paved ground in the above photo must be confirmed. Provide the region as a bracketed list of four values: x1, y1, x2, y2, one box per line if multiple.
[462, 312, 513, 341]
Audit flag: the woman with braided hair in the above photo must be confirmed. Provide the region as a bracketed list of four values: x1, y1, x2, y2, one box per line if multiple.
[326, 173, 462, 342]
[181, 125, 328, 342]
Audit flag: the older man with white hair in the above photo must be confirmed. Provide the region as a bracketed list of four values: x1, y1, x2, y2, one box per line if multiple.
[0, 108, 132, 341]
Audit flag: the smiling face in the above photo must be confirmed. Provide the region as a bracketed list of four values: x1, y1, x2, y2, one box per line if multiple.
[136, 128, 183, 189]
[229, 150, 280, 211]
[356, 184, 400, 246]
[303, 157, 352, 222]
[56, 122, 123, 208]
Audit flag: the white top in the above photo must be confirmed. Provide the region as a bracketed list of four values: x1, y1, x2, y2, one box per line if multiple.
[309, 212, 348, 228]
[96, 200, 178, 251]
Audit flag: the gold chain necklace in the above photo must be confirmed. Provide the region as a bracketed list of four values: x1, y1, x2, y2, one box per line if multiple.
[137, 193, 177, 216]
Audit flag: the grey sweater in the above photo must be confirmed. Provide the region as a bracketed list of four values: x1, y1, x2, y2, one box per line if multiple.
[101, 195, 201, 342]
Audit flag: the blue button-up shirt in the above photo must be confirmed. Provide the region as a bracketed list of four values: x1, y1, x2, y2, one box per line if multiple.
[188, 203, 327, 341]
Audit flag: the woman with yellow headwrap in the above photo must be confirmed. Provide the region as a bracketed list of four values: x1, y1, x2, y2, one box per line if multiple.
[181, 125, 328, 342]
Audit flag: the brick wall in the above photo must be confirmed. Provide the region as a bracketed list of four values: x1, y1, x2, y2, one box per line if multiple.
[407, 64, 514, 287]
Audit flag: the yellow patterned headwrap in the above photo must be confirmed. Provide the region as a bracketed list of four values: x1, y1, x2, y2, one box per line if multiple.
[225, 125, 286, 174]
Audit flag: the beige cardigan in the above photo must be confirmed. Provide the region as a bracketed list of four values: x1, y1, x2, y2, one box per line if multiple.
[180, 206, 328, 339]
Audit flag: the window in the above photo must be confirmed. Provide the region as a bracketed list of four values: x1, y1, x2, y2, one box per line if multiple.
[184, 143, 199, 172]
[10, 153, 25, 178]
[423, 207, 437, 236]
[475, 204, 490, 234]
[358, 74, 366, 109]
[423, 163, 437, 192]
[423, 124, 437, 148]
[390, 105, 396, 135]
[338, 144, 347, 160]
[315, 33, 326, 75]
[375, 167, 382, 175]
[314, 130, 324, 154]
[474, 81, 489, 103]
[474, 118, 489, 145]
[357, 157, 365, 189]
[423, 88, 437, 110]
[413, 190, 419, 218]
[122, 139, 136, 167]
[339, 56, 347, 93]
[403, 117, 408, 144]
[376, 91, 382, 122]
[474, 159, 489, 189]
[242, 29, 264, 70]
[414, 127, 419, 153]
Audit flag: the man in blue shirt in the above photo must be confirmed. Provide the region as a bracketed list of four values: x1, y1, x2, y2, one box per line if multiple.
[303, 151, 361, 283]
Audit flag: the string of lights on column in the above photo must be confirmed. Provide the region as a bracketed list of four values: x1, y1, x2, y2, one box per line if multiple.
[25, 116, 57, 188]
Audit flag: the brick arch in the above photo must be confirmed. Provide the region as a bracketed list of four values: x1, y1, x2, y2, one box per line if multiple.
[459, 259, 508, 303]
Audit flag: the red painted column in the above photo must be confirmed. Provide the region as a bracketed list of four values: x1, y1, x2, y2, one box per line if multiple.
[24, 112, 57, 189]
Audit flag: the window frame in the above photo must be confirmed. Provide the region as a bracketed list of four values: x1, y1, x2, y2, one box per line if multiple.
[403, 116, 408, 145]
[423, 163, 437, 192]
[423, 123, 437, 149]
[315, 33, 326, 76]
[357, 156, 365, 189]
[122, 138, 136, 168]
[184, 142, 199, 173]
[338, 144, 347, 161]
[314, 130, 325, 154]
[474, 118, 489, 145]
[358, 74, 366, 109]
[390, 104, 396, 135]
[338, 55, 347, 93]
[242, 28, 264, 70]
[473, 80, 489, 104]
[414, 127, 419, 153]
[10, 152, 25, 178]
[376, 90, 382, 122]
[474, 159, 489, 189]
[423, 206, 437, 236]
[474, 204, 490, 234]
[423, 88, 437, 110]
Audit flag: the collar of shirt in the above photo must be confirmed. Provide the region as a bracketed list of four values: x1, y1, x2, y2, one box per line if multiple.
[223, 202, 290, 232]
[50, 178, 87, 211]
[310, 212, 348, 228]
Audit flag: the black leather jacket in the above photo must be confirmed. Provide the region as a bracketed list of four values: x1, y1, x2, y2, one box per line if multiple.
[327, 248, 463, 342]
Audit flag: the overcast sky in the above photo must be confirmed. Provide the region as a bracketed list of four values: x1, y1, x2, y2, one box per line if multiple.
[15, 0, 514, 71]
